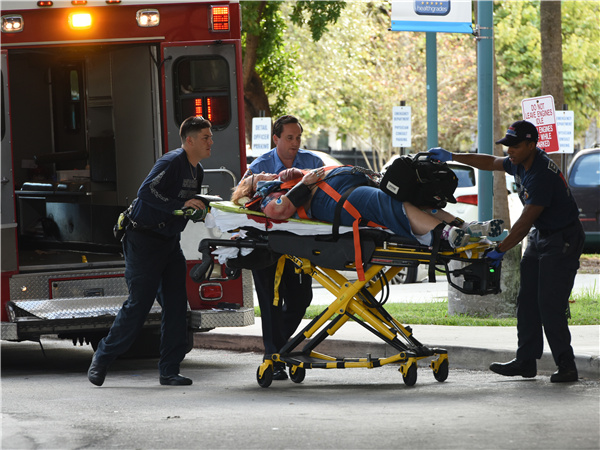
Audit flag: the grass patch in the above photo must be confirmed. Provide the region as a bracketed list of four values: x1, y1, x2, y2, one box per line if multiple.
[254, 283, 599, 326]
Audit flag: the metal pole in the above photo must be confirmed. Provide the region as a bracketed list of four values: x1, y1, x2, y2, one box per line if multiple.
[426, 32, 438, 150]
[476, 1, 494, 221]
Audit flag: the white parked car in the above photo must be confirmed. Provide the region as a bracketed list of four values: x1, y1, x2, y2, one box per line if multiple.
[442, 161, 523, 226]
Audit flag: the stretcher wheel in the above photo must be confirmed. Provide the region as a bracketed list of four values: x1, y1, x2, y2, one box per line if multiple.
[289, 366, 306, 384]
[433, 359, 449, 382]
[256, 365, 273, 388]
[402, 364, 418, 387]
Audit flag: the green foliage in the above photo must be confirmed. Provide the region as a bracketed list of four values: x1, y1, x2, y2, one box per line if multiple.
[241, 1, 345, 118]
[286, 2, 478, 163]
[255, 286, 598, 326]
[494, 1, 600, 137]
[282, 1, 598, 161]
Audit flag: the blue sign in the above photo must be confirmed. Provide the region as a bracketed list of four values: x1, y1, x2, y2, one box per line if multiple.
[391, 0, 473, 34]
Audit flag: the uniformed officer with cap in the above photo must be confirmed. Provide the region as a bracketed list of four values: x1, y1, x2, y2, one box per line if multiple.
[428, 120, 584, 383]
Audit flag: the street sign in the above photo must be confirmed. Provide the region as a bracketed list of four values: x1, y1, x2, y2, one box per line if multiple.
[251, 117, 272, 156]
[555, 110, 575, 154]
[392, 106, 411, 148]
[521, 95, 560, 153]
[391, 0, 473, 34]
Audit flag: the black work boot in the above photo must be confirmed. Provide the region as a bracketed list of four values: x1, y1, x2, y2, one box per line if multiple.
[550, 360, 578, 383]
[87, 353, 109, 386]
[489, 358, 537, 378]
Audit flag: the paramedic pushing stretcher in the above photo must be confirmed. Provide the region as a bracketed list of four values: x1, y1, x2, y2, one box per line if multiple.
[88, 116, 212, 387]
[242, 115, 323, 381]
[428, 120, 584, 383]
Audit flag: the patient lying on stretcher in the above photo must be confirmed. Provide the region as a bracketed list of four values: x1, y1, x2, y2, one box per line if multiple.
[231, 166, 504, 249]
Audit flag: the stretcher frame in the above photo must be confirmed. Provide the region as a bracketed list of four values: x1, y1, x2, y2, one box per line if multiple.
[192, 202, 501, 388]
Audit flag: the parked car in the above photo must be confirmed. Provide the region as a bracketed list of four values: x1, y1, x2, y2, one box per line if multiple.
[309, 150, 343, 167]
[566, 147, 600, 252]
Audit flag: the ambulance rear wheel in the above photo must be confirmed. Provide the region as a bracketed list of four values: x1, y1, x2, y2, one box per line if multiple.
[257, 365, 273, 388]
[289, 366, 306, 384]
[402, 364, 417, 387]
[433, 359, 449, 382]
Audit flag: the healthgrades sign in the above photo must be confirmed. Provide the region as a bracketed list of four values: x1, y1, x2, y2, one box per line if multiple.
[391, 0, 473, 34]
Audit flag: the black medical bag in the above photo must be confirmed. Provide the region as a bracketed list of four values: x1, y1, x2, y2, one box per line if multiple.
[380, 152, 458, 209]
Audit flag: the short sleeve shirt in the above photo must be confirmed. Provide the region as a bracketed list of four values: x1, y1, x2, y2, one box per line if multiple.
[503, 148, 579, 231]
[246, 148, 324, 176]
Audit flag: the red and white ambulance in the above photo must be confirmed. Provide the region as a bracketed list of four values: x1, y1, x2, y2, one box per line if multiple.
[1, 0, 253, 352]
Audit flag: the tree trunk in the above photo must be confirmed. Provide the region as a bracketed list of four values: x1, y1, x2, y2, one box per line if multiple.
[244, 70, 271, 147]
[540, 1, 564, 108]
[242, 1, 271, 146]
[540, 1, 564, 168]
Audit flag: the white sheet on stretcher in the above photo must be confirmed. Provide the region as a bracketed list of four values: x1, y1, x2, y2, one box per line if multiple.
[208, 201, 358, 235]
[207, 201, 386, 264]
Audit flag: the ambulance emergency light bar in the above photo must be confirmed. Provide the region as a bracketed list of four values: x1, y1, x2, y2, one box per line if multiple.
[2, 2, 232, 33]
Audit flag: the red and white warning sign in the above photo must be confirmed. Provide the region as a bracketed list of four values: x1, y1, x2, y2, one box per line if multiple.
[521, 95, 560, 153]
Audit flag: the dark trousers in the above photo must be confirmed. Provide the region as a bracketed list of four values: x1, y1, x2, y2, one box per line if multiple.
[252, 260, 313, 355]
[516, 222, 585, 366]
[95, 230, 189, 376]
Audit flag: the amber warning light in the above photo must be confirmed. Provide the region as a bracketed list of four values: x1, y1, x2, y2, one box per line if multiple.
[210, 5, 229, 32]
[69, 12, 92, 29]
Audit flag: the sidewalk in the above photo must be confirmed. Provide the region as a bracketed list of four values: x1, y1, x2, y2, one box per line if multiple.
[195, 272, 599, 379]
[196, 318, 600, 380]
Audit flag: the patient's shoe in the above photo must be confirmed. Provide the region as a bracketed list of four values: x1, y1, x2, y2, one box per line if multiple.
[444, 226, 471, 249]
[464, 219, 504, 238]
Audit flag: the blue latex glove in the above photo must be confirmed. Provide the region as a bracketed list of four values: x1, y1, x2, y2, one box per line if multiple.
[486, 249, 505, 268]
[428, 147, 453, 162]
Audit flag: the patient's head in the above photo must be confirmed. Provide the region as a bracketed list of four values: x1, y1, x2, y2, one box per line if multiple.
[231, 172, 278, 206]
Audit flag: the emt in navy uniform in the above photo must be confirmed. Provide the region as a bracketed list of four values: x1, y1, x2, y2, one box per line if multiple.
[429, 120, 585, 383]
[242, 115, 323, 381]
[88, 116, 213, 387]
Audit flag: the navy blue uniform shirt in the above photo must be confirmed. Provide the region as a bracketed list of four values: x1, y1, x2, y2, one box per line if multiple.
[130, 148, 203, 236]
[503, 148, 579, 231]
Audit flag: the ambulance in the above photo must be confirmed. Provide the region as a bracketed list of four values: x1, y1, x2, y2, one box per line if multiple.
[1, 0, 253, 353]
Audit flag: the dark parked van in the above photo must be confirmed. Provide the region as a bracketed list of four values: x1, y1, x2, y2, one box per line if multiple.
[567, 147, 600, 252]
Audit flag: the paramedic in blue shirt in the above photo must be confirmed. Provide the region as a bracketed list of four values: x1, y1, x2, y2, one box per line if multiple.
[428, 120, 584, 383]
[88, 116, 212, 387]
[243, 115, 323, 381]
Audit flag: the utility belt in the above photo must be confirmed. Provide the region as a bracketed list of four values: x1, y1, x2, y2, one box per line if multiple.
[536, 220, 580, 238]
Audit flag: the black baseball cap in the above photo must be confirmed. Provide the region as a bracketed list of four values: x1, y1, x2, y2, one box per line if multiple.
[496, 120, 539, 146]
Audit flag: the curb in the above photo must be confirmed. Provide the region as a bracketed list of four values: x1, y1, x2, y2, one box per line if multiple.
[194, 333, 600, 380]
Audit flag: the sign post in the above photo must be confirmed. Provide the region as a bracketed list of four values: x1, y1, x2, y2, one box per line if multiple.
[521, 95, 560, 153]
[251, 117, 272, 156]
[392, 106, 411, 149]
[555, 110, 575, 154]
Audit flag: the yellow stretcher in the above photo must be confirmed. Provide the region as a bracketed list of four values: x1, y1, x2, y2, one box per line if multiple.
[192, 201, 501, 388]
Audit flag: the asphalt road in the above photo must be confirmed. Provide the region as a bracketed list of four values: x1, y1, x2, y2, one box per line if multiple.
[2, 338, 599, 449]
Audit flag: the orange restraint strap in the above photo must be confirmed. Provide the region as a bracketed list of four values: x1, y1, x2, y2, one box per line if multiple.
[316, 181, 383, 281]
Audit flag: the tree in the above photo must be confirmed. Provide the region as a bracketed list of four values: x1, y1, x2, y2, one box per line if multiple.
[285, 2, 478, 169]
[494, 1, 600, 140]
[241, 1, 344, 142]
[540, 1, 564, 109]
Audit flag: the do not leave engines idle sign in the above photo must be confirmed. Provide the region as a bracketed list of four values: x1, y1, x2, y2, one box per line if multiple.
[521, 95, 559, 153]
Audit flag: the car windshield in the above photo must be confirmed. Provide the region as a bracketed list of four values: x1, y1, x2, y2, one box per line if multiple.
[570, 153, 600, 187]
[450, 166, 476, 188]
